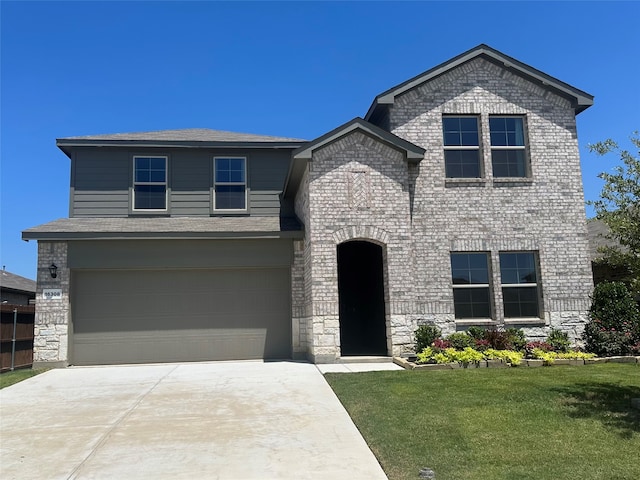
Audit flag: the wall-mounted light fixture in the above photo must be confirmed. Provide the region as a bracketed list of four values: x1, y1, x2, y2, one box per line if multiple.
[49, 263, 58, 279]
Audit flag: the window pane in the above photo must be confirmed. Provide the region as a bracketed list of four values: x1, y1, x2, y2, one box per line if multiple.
[503, 287, 539, 317]
[216, 185, 245, 210]
[134, 185, 166, 210]
[453, 287, 490, 318]
[492, 150, 526, 177]
[451, 253, 488, 285]
[216, 158, 245, 184]
[500, 252, 537, 284]
[443, 117, 478, 146]
[445, 150, 480, 178]
[135, 157, 166, 183]
[490, 117, 524, 146]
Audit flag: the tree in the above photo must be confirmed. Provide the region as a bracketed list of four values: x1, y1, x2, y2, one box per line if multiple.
[587, 132, 640, 294]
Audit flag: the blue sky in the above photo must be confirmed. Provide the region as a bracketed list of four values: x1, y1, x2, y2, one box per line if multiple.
[1, 1, 638, 280]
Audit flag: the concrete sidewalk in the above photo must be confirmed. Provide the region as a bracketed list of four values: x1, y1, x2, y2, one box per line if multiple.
[0, 361, 388, 480]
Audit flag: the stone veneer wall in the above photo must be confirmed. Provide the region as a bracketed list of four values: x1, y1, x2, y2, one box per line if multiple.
[33, 241, 70, 367]
[384, 57, 593, 343]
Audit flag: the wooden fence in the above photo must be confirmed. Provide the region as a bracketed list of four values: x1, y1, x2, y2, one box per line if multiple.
[1, 304, 35, 372]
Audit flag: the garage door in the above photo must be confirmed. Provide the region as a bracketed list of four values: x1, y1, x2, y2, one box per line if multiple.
[71, 268, 291, 365]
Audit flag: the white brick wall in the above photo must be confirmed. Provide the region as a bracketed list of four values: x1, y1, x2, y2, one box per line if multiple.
[296, 57, 593, 361]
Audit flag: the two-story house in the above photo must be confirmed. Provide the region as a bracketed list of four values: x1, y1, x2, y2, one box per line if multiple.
[24, 45, 594, 367]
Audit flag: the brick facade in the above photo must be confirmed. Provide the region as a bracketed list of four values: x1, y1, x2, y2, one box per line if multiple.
[295, 56, 593, 361]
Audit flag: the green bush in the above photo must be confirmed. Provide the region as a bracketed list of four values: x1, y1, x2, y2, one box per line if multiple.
[583, 281, 640, 356]
[445, 332, 474, 349]
[466, 326, 486, 340]
[414, 324, 441, 353]
[506, 328, 527, 351]
[546, 328, 570, 353]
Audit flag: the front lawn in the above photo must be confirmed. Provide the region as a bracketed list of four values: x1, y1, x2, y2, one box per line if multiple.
[0, 369, 45, 389]
[325, 364, 640, 480]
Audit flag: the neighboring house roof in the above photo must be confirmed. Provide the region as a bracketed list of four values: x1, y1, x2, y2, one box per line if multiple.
[365, 43, 594, 122]
[22, 217, 303, 241]
[587, 218, 626, 261]
[56, 128, 307, 157]
[0, 270, 36, 294]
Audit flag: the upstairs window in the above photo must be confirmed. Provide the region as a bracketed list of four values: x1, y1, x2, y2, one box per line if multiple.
[490, 117, 528, 177]
[442, 116, 481, 178]
[450, 252, 491, 318]
[214, 157, 246, 211]
[133, 156, 167, 210]
[499, 252, 540, 317]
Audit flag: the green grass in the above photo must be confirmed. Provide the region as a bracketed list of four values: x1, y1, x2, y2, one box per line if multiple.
[0, 368, 45, 389]
[325, 364, 640, 480]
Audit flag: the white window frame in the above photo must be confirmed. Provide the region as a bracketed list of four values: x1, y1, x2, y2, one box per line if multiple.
[442, 115, 482, 178]
[213, 156, 247, 213]
[132, 156, 168, 212]
[489, 116, 529, 178]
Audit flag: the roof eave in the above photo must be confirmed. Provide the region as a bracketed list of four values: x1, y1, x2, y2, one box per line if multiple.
[56, 139, 306, 150]
[364, 44, 594, 120]
[22, 230, 304, 241]
[292, 117, 425, 162]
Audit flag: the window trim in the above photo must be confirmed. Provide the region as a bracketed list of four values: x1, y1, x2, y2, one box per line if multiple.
[450, 251, 493, 320]
[499, 251, 542, 319]
[489, 115, 530, 178]
[132, 155, 168, 212]
[213, 156, 248, 213]
[442, 115, 482, 179]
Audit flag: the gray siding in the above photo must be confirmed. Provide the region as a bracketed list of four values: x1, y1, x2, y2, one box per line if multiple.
[70, 147, 293, 217]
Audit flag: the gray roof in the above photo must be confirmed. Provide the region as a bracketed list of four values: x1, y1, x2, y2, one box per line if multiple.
[59, 128, 306, 143]
[587, 218, 626, 261]
[0, 270, 36, 293]
[56, 128, 307, 157]
[22, 217, 303, 241]
[365, 44, 594, 121]
[292, 117, 425, 162]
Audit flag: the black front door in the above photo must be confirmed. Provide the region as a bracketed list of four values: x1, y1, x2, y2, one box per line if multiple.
[337, 241, 387, 355]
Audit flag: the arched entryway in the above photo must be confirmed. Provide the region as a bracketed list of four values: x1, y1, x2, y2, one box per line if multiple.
[337, 240, 387, 356]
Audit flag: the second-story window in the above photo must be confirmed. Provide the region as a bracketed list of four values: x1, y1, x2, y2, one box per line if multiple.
[490, 117, 528, 177]
[214, 157, 246, 211]
[443, 116, 481, 178]
[133, 156, 167, 210]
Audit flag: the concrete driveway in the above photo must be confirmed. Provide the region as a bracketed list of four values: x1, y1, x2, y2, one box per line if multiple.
[0, 361, 388, 479]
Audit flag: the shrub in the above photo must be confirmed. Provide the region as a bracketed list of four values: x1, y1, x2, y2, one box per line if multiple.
[414, 324, 441, 353]
[445, 332, 474, 349]
[525, 341, 553, 358]
[583, 281, 640, 356]
[483, 348, 524, 366]
[546, 328, 571, 353]
[506, 328, 527, 351]
[433, 338, 452, 349]
[466, 326, 486, 340]
[474, 339, 490, 351]
[484, 329, 513, 350]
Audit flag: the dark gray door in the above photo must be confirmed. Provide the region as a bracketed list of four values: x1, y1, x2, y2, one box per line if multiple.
[71, 268, 291, 365]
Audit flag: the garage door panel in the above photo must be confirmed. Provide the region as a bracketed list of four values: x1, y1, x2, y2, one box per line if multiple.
[71, 268, 291, 365]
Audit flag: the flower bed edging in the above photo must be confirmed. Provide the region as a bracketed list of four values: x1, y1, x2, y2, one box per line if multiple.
[393, 355, 640, 371]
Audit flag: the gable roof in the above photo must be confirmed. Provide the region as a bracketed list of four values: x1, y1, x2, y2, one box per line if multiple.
[56, 128, 307, 157]
[292, 117, 425, 162]
[365, 44, 594, 121]
[0, 270, 36, 294]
